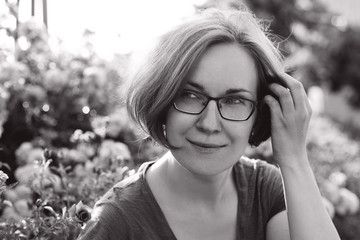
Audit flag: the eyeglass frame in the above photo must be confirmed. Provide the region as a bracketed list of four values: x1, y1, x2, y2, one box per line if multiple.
[173, 90, 259, 121]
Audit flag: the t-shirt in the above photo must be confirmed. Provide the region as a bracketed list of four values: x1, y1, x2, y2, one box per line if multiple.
[77, 156, 286, 240]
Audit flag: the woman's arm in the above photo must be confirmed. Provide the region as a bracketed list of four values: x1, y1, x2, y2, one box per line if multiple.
[281, 155, 339, 239]
[264, 73, 340, 240]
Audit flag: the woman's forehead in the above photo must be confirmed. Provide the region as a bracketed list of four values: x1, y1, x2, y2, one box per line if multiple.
[185, 43, 258, 97]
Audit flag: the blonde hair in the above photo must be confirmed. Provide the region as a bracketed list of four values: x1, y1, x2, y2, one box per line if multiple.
[126, 8, 285, 147]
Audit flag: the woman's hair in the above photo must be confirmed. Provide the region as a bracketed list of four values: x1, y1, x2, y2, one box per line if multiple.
[126, 8, 285, 148]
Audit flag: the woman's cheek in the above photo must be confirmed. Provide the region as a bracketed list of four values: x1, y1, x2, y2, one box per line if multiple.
[165, 109, 195, 146]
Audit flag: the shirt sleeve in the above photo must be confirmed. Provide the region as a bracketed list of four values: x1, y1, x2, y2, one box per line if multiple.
[262, 163, 286, 221]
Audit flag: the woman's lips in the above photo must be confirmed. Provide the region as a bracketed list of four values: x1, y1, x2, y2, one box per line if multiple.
[187, 139, 226, 149]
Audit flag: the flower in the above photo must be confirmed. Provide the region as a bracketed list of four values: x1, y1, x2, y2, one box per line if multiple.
[69, 201, 92, 224]
[0, 170, 9, 194]
[17, 18, 48, 42]
[43, 68, 69, 93]
[105, 109, 130, 138]
[73, 161, 94, 178]
[95, 140, 132, 169]
[15, 142, 34, 166]
[321, 180, 341, 204]
[14, 163, 62, 192]
[0, 61, 29, 86]
[23, 84, 47, 106]
[0, 170, 8, 185]
[322, 197, 335, 219]
[83, 66, 107, 88]
[91, 116, 108, 138]
[13, 199, 32, 218]
[0, 205, 22, 222]
[30, 171, 62, 193]
[76, 142, 96, 159]
[27, 148, 44, 165]
[329, 171, 348, 188]
[4, 184, 32, 203]
[321, 178, 360, 216]
[59, 148, 89, 164]
[335, 188, 360, 216]
[14, 164, 40, 184]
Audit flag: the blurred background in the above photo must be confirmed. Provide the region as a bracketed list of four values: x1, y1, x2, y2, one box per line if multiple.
[0, 0, 359, 239]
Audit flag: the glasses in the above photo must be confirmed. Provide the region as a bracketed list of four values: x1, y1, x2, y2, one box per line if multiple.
[173, 90, 258, 121]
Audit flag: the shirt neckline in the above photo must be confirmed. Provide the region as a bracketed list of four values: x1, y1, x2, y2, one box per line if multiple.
[138, 156, 242, 240]
[139, 160, 178, 240]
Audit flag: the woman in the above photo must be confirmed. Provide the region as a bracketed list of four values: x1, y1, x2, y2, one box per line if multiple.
[78, 8, 340, 240]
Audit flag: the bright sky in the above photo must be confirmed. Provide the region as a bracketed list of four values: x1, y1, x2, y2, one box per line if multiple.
[17, 0, 206, 56]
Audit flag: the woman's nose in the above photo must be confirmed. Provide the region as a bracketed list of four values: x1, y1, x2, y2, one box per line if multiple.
[195, 100, 222, 134]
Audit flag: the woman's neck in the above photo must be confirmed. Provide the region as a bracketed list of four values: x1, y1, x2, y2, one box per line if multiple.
[148, 151, 236, 210]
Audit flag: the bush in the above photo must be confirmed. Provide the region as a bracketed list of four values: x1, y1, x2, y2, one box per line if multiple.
[0, 127, 165, 239]
[0, 12, 166, 238]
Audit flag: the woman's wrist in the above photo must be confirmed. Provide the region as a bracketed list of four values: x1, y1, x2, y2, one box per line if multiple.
[276, 153, 311, 175]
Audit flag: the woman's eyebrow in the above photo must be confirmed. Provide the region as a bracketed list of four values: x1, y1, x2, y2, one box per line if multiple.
[225, 88, 253, 96]
[186, 81, 253, 96]
[186, 81, 204, 91]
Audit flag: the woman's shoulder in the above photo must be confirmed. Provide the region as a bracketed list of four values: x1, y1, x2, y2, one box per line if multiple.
[78, 161, 157, 239]
[96, 161, 155, 206]
[237, 156, 279, 172]
[234, 156, 286, 232]
[234, 156, 282, 186]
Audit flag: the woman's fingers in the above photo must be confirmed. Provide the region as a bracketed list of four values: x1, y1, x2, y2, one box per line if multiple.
[281, 73, 312, 120]
[268, 83, 294, 116]
[267, 73, 311, 118]
[264, 94, 283, 124]
[278, 73, 307, 111]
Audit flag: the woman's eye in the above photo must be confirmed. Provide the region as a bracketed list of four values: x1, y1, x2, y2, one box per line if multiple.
[224, 96, 246, 105]
[181, 91, 200, 99]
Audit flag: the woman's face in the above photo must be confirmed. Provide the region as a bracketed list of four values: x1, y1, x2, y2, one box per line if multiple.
[166, 43, 258, 176]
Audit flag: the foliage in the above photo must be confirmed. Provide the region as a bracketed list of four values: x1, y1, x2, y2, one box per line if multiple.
[0, 3, 166, 238]
[0, 128, 164, 239]
[307, 115, 360, 240]
[0, 8, 127, 182]
[0, 19, 123, 145]
[303, 25, 360, 108]
[196, 0, 335, 57]
[244, 0, 360, 102]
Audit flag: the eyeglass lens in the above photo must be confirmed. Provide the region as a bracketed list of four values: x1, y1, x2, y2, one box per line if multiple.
[174, 90, 254, 121]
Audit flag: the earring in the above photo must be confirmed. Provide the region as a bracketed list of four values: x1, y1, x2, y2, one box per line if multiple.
[249, 130, 256, 147]
[163, 124, 167, 139]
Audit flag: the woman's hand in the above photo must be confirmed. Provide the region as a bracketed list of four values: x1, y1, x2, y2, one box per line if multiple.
[265, 73, 340, 240]
[264, 73, 312, 168]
